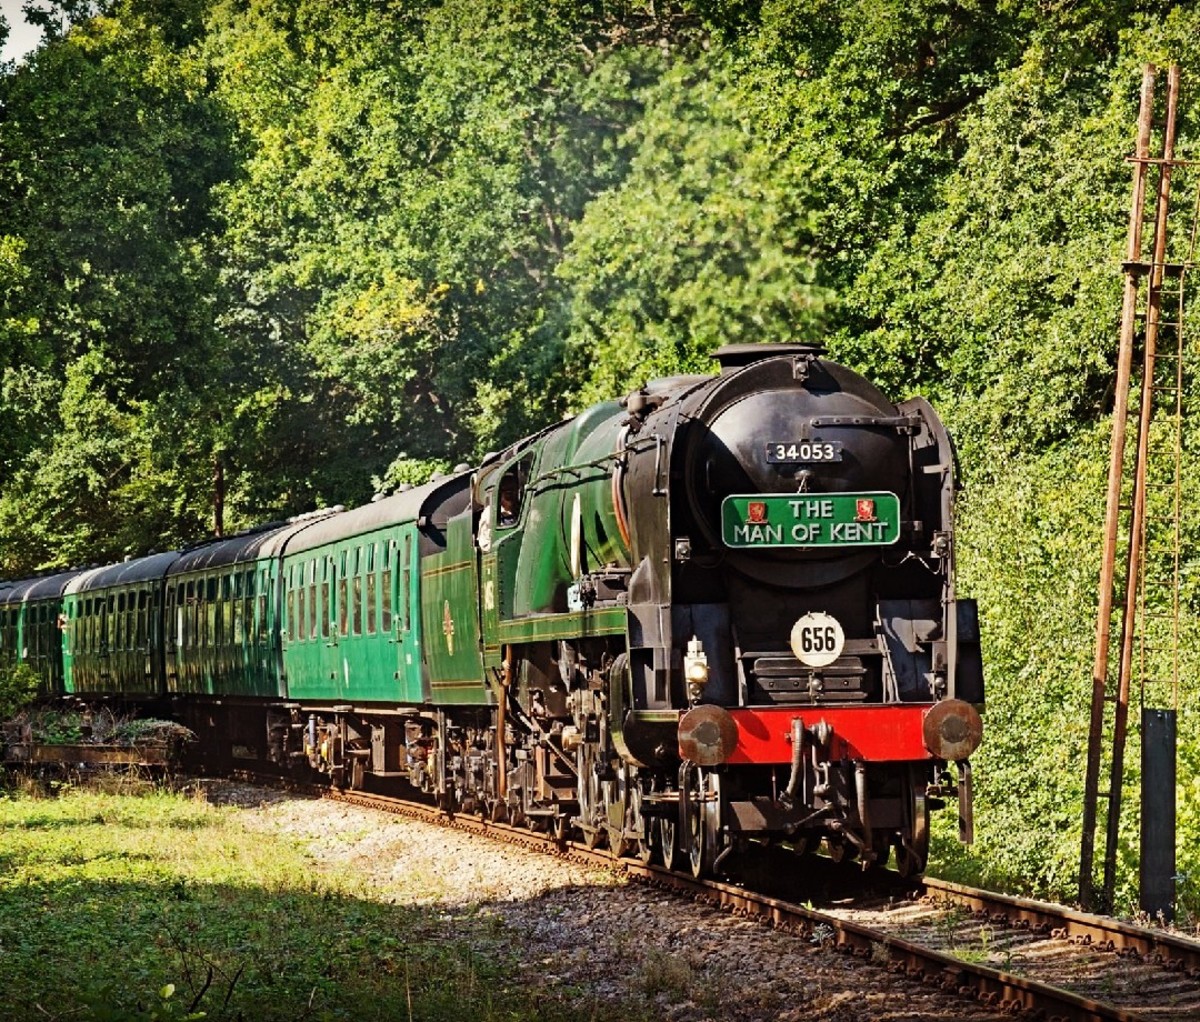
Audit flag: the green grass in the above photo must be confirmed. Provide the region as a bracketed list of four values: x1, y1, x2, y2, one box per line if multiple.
[0, 777, 614, 1021]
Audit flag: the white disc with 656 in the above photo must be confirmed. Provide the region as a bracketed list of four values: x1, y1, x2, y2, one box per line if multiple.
[789, 612, 845, 667]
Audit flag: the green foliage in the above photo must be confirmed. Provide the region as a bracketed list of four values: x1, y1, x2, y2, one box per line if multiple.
[0, 662, 40, 721]
[10, 706, 196, 746]
[560, 52, 831, 405]
[0, 0, 235, 571]
[938, 438, 1108, 901]
[81, 981, 208, 1022]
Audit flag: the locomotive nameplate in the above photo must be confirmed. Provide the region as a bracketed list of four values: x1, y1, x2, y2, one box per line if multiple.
[764, 441, 843, 463]
[720, 492, 901, 548]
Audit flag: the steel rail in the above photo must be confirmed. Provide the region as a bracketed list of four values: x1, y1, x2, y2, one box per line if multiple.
[922, 876, 1200, 974]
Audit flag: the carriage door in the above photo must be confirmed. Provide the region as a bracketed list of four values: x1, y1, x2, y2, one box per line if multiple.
[140, 590, 153, 688]
[323, 553, 342, 686]
[393, 531, 423, 702]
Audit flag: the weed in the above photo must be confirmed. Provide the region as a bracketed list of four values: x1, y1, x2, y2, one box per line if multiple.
[80, 981, 210, 1021]
[637, 949, 694, 1000]
[809, 922, 835, 946]
[933, 905, 968, 949]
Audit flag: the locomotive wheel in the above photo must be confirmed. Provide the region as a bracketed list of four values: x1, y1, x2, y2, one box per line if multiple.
[628, 783, 652, 864]
[657, 815, 682, 871]
[895, 840, 924, 878]
[681, 763, 720, 878]
[606, 764, 631, 859]
[576, 743, 604, 849]
[825, 833, 858, 864]
[869, 830, 894, 869]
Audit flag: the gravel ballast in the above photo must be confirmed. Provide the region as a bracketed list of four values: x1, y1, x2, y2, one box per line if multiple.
[203, 781, 1012, 1022]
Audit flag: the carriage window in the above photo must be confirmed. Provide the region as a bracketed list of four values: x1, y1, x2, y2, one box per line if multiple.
[351, 576, 362, 636]
[125, 593, 135, 651]
[181, 582, 193, 647]
[308, 560, 318, 641]
[382, 540, 394, 633]
[366, 571, 376, 635]
[137, 591, 147, 650]
[402, 534, 412, 632]
[202, 581, 213, 648]
[233, 593, 243, 645]
[258, 591, 268, 644]
[322, 557, 332, 640]
[30, 605, 42, 659]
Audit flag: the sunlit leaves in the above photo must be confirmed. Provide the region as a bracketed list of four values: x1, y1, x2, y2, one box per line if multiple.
[560, 54, 831, 405]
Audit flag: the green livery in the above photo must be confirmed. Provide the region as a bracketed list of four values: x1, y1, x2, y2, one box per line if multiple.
[476, 400, 631, 643]
[420, 510, 488, 704]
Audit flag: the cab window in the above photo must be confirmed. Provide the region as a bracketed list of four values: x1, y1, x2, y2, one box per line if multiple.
[496, 456, 533, 529]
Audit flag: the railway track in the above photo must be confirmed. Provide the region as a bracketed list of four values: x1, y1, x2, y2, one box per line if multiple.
[816, 876, 1200, 1021]
[312, 782, 1200, 1022]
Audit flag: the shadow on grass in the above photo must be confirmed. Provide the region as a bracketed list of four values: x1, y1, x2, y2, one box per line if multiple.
[0, 872, 594, 1022]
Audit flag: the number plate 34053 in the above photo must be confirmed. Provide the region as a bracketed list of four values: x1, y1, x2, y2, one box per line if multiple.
[765, 441, 843, 463]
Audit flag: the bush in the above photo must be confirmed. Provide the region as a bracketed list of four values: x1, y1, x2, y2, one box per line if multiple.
[0, 662, 40, 722]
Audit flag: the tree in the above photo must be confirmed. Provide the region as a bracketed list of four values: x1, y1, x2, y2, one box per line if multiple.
[560, 52, 830, 406]
[0, 0, 234, 570]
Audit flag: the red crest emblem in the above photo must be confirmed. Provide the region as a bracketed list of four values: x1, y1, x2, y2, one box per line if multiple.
[747, 501, 768, 524]
[855, 499, 876, 522]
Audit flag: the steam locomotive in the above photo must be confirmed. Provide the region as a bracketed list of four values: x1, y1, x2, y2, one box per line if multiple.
[0, 343, 982, 877]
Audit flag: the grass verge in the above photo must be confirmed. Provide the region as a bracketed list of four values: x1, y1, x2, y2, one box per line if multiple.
[0, 775, 609, 1021]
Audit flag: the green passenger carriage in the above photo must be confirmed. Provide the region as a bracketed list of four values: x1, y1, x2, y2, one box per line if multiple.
[0, 570, 82, 697]
[278, 479, 464, 707]
[63, 555, 177, 697]
[163, 520, 322, 699]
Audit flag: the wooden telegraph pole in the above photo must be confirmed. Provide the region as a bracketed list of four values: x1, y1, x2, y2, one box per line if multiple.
[1080, 64, 1193, 918]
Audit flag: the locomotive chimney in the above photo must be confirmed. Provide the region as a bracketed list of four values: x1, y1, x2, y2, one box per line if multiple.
[712, 342, 825, 371]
